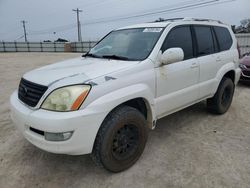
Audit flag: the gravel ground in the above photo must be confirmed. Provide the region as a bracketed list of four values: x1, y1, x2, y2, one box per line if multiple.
[0, 53, 249, 188]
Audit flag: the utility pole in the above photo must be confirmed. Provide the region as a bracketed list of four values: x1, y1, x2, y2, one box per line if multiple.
[21, 20, 28, 42]
[72, 8, 83, 42]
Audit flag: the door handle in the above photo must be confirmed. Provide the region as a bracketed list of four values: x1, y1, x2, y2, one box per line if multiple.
[190, 63, 198, 68]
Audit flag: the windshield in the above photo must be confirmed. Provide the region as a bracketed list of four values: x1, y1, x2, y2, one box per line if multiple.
[88, 28, 164, 61]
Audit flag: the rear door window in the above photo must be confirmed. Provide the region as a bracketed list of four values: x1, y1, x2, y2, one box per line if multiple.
[194, 26, 214, 56]
[161, 26, 194, 60]
[211, 28, 219, 53]
[213, 26, 232, 51]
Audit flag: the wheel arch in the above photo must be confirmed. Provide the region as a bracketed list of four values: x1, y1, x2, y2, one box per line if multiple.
[213, 63, 237, 94]
[116, 97, 154, 129]
[98, 97, 154, 130]
[223, 70, 235, 83]
[87, 84, 156, 130]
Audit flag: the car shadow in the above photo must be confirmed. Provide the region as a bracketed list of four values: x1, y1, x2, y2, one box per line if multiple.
[5, 100, 223, 187]
[21, 101, 209, 172]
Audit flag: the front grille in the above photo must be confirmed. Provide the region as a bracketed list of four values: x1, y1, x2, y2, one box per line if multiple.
[18, 78, 48, 107]
[246, 65, 250, 69]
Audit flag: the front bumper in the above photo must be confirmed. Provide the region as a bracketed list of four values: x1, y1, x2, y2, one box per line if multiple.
[235, 68, 241, 84]
[10, 91, 107, 155]
[239, 69, 250, 83]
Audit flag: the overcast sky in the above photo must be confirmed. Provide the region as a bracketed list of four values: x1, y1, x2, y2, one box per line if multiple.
[0, 0, 249, 42]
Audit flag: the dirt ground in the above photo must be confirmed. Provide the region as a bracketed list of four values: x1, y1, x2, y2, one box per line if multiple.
[0, 53, 249, 188]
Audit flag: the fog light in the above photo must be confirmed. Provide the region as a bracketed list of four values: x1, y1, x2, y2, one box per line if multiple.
[44, 131, 73, 141]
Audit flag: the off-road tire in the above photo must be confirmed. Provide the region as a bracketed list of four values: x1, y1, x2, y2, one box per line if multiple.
[91, 105, 148, 172]
[207, 77, 235, 114]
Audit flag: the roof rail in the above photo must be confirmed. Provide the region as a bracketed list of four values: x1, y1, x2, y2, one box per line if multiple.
[152, 17, 224, 24]
[182, 17, 224, 24]
[153, 17, 184, 23]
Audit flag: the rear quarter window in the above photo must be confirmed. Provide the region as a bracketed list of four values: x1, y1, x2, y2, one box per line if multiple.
[213, 26, 233, 51]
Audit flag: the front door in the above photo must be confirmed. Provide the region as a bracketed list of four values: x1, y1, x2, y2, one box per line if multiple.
[155, 25, 199, 117]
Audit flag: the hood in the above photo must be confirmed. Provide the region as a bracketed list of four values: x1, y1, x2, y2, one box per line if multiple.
[23, 57, 139, 86]
[240, 56, 250, 66]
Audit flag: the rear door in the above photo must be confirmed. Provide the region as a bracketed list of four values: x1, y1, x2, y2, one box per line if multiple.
[193, 25, 219, 98]
[213, 26, 234, 71]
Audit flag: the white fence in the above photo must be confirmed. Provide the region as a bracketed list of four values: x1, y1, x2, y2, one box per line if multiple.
[236, 34, 250, 55]
[71, 42, 97, 52]
[0, 41, 97, 53]
[0, 42, 65, 52]
[0, 34, 249, 54]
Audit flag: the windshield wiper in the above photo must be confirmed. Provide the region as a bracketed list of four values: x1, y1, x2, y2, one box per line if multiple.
[83, 53, 130, 60]
[82, 53, 102, 58]
[102, 55, 129, 60]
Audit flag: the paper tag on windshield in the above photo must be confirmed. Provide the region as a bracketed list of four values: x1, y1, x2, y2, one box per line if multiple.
[143, 28, 163, 33]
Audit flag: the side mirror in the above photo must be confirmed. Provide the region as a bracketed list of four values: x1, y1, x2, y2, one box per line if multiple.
[161, 48, 184, 65]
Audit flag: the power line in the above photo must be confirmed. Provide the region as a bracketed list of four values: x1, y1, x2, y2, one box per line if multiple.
[82, 0, 235, 25]
[3, 34, 24, 41]
[29, 24, 77, 35]
[21, 20, 28, 42]
[0, 26, 22, 36]
[43, 0, 117, 19]
[82, 0, 206, 25]
[30, 0, 202, 36]
[83, 0, 218, 25]
[15, 35, 25, 41]
[10, 0, 236, 40]
[72, 8, 83, 42]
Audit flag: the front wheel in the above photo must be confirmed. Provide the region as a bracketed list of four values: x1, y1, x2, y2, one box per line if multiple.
[91, 105, 148, 172]
[207, 77, 235, 114]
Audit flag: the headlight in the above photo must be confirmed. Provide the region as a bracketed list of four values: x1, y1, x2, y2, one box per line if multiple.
[41, 85, 91, 111]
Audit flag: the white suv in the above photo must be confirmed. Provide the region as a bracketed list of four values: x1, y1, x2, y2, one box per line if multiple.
[10, 18, 241, 172]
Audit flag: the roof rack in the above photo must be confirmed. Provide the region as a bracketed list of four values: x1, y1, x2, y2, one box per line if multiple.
[182, 17, 223, 24]
[153, 18, 184, 22]
[152, 17, 223, 24]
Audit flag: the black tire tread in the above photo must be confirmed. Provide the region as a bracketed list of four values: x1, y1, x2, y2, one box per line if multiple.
[91, 105, 147, 171]
[207, 77, 234, 114]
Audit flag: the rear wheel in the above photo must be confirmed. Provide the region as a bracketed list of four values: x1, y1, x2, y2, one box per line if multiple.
[207, 77, 235, 114]
[92, 105, 148, 172]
